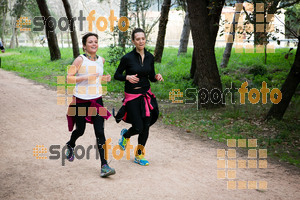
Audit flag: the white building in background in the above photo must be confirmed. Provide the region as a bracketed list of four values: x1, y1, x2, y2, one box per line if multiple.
[11, 0, 296, 48]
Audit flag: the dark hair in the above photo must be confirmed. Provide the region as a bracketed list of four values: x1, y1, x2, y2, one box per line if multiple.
[82, 32, 98, 51]
[131, 28, 145, 40]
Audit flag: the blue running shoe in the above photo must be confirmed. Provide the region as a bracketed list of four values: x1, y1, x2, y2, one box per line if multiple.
[134, 155, 149, 166]
[66, 144, 74, 162]
[118, 128, 128, 151]
[101, 164, 116, 177]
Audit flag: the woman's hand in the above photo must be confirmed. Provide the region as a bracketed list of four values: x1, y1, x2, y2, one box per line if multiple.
[155, 74, 164, 82]
[88, 73, 111, 83]
[126, 74, 139, 84]
[85, 73, 100, 83]
[102, 74, 111, 82]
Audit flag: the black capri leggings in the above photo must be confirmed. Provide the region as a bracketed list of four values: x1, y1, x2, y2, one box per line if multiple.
[67, 98, 107, 166]
[123, 97, 152, 155]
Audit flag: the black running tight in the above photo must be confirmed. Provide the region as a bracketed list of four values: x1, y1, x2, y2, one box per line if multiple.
[67, 99, 107, 166]
[123, 97, 151, 155]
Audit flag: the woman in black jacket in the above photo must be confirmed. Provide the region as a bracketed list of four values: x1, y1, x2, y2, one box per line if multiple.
[114, 28, 163, 166]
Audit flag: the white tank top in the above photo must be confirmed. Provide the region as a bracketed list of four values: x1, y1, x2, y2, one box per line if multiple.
[74, 55, 104, 100]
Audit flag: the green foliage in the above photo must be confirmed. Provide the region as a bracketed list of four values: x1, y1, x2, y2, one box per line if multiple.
[106, 45, 128, 67]
[249, 65, 267, 76]
[285, 3, 300, 38]
[221, 75, 242, 89]
[11, 0, 26, 17]
[25, 0, 40, 18]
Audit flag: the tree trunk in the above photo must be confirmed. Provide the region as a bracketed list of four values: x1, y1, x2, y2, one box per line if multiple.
[267, 0, 281, 15]
[190, 49, 196, 78]
[118, 0, 128, 49]
[9, 18, 16, 48]
[62, 0, 80, 58]
[220, 0, 244, 68]
[9, 0, 26, 48]
[154, 0, 171, 63]
[208, 0, 226, 46]
[61, 31, 63, 48]
[177, 11, 191, 56]
[141, 0, 146, 31]
[10, 19, 21, 49]
[187, 0, 225, 108]
[16, 34, 19, 48]
[1, 0, 8, 47]
[136, 1, 140, 28]
[264, 44, 267, 64]
[266, 38, 300, 120]
[67, 30, 70, 48]
[36, 0, 61, 61]
[157, 0, 160, 11]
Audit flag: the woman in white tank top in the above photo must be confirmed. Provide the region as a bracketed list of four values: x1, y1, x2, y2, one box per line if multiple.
[65, 33, 115, 178]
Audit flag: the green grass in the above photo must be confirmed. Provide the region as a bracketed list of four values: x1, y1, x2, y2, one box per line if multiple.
[160, 101, 300, 167]
[1, 46, 299, 167]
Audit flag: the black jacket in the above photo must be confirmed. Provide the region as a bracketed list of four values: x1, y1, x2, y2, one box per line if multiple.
[114, 48, 157, 94]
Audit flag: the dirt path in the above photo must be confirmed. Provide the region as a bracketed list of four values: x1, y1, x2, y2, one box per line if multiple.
[0, 69, 299, 200]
